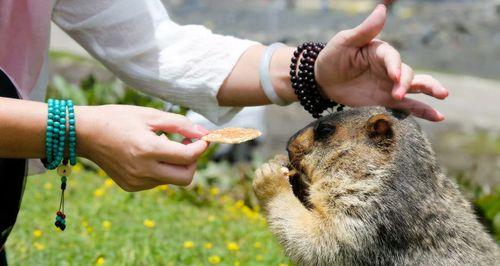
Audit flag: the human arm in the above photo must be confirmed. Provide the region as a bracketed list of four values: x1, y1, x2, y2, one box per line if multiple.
[218, 5, 448, 121]
[0, 97, 208, 190]
[53, 1, 447, 123]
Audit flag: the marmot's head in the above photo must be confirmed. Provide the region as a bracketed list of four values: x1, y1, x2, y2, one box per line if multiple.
[286, 106, 439, 209]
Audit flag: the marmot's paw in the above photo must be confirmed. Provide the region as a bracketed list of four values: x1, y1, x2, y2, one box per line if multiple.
[253, 155, 291, 201]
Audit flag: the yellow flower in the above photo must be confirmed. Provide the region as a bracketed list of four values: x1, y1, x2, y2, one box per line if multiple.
[256, 255, 264, 261]
[209, 187, 220, 196]
[102, 220, 112, 230]
[158, 185, 169, 191]
[43, 182, 53, 190]
[104, 178, 114, 188]
[227, 242, 239, 251]
[234, 261, 240, 266]
[94, 188, 105, 197]
[207, 255, 221, 264]
[183, 241, 195, 249]
[86, 226, 94, 234]
[143, 219, 155, 228]
[234, 200, 245, 209]
[203, 242, 213, 249]
[33, 229, 43, 238]
[95, 256, 105, 265]
[279, 264, 288, 266]
[207, 215, 216, 222]
[73, 163, 83, 173]
[254, 242, 262, 248]
[97, 168, 107, 177]
[33, 242, 45, 251]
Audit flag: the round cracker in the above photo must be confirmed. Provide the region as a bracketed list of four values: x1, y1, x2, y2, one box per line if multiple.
[201, 127, 262, 144]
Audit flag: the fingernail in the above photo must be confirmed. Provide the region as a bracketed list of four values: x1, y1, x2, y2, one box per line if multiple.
[436, 111, 445, 121]
[195, 125, 210, 135]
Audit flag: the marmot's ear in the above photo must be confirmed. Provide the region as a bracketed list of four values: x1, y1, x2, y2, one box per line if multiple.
[367, 114, 393, 139]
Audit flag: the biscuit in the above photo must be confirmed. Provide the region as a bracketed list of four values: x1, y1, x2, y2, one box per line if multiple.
[201, 127, 262, 144]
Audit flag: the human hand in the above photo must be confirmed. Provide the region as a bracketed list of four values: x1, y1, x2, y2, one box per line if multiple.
[315, 4, 448, 121]
[76, 105, 209, 191]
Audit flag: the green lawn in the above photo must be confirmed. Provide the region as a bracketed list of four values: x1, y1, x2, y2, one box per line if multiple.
[6, 154, 499, 265]
[6, 164, 289, 266]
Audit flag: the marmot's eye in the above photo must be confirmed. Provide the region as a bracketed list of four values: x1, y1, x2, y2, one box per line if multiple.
[314, 122, 336, 141]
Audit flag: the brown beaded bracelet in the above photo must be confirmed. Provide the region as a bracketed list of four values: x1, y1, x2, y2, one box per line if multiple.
[290, 42, 344, 118]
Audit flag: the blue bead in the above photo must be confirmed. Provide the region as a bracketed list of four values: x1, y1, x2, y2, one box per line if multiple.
[53, 128, 60, 134]
[69, 125, 75, 131]
[69, 131, 76, 137]
[47, 120, 53, 126]
[54, 121, 60, 127]
[47, 125, 53, 132]
[48, 113, 53, 118]
[46, 131, 53, 137]
[60, 124, 65, 130]
[69, 136, 76, 142]
[69, 119, 75, 124]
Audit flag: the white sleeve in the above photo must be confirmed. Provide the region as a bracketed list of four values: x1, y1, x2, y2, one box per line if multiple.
[52, 0, 260, 124]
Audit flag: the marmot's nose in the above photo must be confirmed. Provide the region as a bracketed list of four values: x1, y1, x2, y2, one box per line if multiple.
[286, 126, 315, 162]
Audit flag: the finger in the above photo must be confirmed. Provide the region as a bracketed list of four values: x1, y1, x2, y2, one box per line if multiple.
[151, 162, 197, 186]
[389, 97, 445, 122]
[340, 4, 387, 47]
[392, 63, 414, 100]
[113, 175, 160, 192]
[151, 112, 209, 138]
[408, 74, 449, 100]
[154, 138, 208, 165]
[373, 41, 401, 82]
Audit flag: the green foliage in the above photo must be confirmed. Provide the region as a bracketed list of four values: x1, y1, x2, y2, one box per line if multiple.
[7, 167, 289, 265]
[47, 74, 167, 110]
[456, 173, 500, 242]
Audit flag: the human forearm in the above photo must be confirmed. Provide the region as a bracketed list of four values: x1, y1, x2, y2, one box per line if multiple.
[0, 97, 210, 189]
[0, 97, 48, 158]
[217, 45, 297, 106]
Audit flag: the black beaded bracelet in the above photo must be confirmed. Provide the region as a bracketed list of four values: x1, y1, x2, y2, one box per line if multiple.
[290, 42, 344, 119]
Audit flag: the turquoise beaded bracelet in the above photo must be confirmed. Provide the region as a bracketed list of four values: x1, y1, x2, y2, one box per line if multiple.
[67, 100, 76, 165]
[43, 98, 77, 231]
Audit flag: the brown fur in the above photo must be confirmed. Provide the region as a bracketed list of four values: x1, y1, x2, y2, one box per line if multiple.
[253, 107, 499, 265]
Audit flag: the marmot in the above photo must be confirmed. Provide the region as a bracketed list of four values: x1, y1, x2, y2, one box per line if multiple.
[253, 107, 499, 265]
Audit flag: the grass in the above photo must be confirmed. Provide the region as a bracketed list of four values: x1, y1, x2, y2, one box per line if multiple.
[5, 159, 499, 265]
[6, 164, 289, 266]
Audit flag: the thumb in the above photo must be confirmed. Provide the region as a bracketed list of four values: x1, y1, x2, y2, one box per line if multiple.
[152, 113, 210, 138]
[341, 4, 387, 47]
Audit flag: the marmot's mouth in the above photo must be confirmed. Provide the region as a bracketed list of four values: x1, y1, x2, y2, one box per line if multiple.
[288, 164, 313, 209]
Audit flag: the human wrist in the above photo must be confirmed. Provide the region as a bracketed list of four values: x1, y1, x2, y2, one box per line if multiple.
[269, 46, 298, 103]
[74, 105, 100, 159]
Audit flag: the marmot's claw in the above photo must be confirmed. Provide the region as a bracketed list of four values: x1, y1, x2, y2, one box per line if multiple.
[253, 156, 292, 201]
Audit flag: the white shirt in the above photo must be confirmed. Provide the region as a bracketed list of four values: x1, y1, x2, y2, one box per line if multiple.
[42, 0, 259, 124]
[25, 0, 260, 175]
